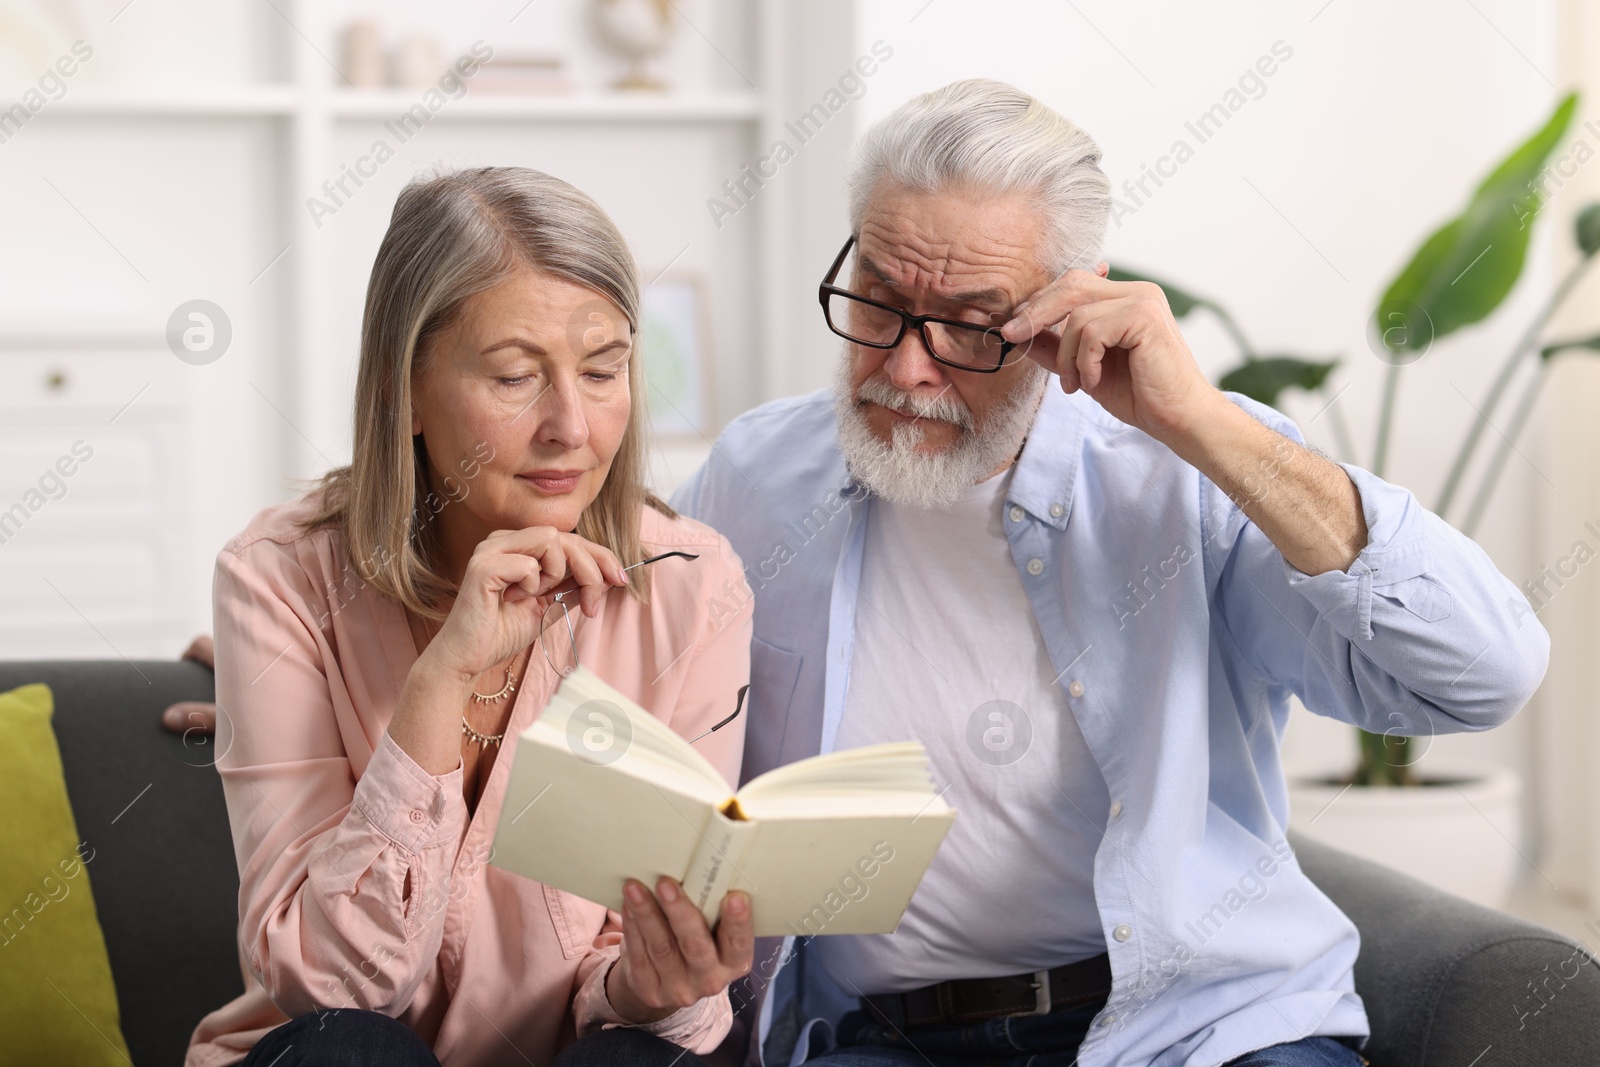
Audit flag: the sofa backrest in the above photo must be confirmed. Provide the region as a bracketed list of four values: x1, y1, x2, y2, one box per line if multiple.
[0, 661, 242, 1067]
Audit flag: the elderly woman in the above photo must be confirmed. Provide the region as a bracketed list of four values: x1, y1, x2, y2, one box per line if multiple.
[185, 167, 754, 1067]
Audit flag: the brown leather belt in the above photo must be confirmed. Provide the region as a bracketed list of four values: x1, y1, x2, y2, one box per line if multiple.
[862, 952, 1112, 1028]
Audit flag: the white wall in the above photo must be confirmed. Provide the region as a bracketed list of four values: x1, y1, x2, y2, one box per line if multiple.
[849, 0, 1582, 871]
[1535, 0, 1600, 906]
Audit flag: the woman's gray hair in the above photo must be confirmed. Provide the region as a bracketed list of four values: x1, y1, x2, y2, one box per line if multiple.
[296, 165, 670, 617]
[846, 79, 1112, 276]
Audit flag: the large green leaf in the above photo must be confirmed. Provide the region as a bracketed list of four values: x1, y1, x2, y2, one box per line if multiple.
[1219, 356, 1339, 407]
[1374, 92, 1578, 356]
[1108, 265, 1208, 318]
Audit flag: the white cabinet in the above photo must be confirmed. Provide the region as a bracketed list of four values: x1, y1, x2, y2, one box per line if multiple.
[0, 344, 190, 656]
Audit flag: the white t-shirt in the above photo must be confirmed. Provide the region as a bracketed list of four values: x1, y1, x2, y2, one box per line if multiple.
[813, 466, 1111, 995]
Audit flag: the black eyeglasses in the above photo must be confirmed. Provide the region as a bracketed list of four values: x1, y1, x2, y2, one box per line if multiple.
[818, 235, 1020, 373]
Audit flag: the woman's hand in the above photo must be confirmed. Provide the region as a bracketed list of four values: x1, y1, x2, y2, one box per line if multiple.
[391, 527, 627, 775]
[422, 526, 627, 686]
[605, 877, 754, 1025]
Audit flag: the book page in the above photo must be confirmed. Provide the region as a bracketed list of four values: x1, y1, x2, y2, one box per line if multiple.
[728, 808, 956, 936]
[490, 666, 734, 912]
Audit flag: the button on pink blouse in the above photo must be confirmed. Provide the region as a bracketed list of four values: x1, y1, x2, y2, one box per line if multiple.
[185, 489, 753, 1066]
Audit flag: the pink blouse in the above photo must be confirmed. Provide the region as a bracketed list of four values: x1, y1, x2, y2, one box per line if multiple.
[185, 489, 753, 1066]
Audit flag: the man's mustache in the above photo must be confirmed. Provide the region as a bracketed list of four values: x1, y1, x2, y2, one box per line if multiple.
[854, 376, 974, 429]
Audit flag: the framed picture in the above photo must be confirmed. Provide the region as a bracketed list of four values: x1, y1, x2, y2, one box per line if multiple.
[639, 272, 713, 439]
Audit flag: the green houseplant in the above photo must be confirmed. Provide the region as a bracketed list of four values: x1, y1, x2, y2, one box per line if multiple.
[1113, 90, 1600, 788]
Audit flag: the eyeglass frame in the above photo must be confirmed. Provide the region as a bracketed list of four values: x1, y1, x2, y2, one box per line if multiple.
[817, 234, 1021, 374]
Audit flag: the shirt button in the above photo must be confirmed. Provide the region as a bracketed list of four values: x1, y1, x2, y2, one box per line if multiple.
[1068, 679, 1085, 698]
[1026, 558, 1045, 576]
[1113, 923, 1133, 942]
[1097, 1014, 1116, 1027]
[1049, 503, 1065, 518]
[1110, 799, 1123, 818]
[1008, 505, 1025, 523]
[408, 809, 425, 824]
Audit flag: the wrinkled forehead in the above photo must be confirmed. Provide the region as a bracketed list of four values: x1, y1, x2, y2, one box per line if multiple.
[445, 269, 632, 354]
[854, 185, 1049, 311]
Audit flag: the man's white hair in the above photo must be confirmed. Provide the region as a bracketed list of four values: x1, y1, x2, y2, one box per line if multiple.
[846, 78, 1112, 277]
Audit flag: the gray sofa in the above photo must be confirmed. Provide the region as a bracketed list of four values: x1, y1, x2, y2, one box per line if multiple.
[4, 659, 1597, 1066]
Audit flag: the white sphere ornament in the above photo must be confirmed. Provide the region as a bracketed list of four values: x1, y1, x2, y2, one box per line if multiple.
[589, 0, 676, 92]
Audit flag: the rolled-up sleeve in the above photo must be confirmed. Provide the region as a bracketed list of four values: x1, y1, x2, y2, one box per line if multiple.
[571, 945, 734, 1054]
[1207, 402, 1550, 736]
[213, 540, 468, 1021]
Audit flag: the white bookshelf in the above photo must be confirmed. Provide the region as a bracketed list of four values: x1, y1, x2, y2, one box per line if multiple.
[0, 0, 854, 659]
[328, 89, 763, 121]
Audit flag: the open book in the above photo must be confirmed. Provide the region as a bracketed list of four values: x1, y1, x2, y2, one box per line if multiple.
[490, 666, 956, 937]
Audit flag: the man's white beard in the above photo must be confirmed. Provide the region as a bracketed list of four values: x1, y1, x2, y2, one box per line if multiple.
[832, 349, 1046, 510]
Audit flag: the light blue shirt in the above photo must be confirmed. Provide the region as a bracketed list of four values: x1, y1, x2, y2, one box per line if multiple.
[670, 379, 1549, 1067]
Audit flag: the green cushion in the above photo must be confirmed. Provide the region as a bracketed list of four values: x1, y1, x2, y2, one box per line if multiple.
[0, 683, 131, 1066]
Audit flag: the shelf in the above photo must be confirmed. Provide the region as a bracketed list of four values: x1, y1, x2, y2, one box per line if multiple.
[328, 89, 763, 122]
[0, 326, 166, 350]
[50, 86, 299, 116]
[42, 87, 762, 122]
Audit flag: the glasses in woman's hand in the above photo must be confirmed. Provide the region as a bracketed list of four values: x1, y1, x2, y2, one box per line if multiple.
[538, 550, 746, 745]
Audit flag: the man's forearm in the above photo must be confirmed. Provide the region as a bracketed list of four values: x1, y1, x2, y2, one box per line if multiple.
[1159, 393, 1369, 576]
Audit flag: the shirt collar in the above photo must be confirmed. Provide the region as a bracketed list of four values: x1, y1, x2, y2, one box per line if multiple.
[1006, 379, 1084, 531]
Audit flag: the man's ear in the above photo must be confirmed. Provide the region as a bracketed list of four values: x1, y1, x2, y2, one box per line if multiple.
[1095, 261, 1110, 279]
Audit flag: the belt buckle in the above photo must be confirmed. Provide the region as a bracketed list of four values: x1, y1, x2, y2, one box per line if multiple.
[1029, 969, 1052, 1015]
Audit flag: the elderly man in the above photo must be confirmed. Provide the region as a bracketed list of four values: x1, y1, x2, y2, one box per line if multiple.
[671, 79, 1548, 1067]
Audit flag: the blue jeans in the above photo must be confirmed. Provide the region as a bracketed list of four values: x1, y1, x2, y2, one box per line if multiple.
[804, 999, 1368, 1067]
[238, 1008, 708, 1067]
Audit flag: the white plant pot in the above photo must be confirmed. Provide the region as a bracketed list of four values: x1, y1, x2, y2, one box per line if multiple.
[1287, 759, 1522, 909]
